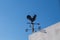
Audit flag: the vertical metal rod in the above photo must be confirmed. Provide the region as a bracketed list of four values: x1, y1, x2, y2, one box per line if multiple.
[31, 23, 34, 33]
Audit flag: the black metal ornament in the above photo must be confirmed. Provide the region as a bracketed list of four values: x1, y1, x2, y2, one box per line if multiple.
[27, 15, 37, 22]
[25, 14, 47, 34]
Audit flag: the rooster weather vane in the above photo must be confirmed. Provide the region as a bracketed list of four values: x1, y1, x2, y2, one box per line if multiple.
[25, 14, 47, 33]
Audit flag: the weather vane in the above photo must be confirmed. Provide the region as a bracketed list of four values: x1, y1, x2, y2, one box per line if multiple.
[25, 14, 41, 33]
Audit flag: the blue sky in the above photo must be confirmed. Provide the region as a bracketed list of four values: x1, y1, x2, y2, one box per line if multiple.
[0, 0, 60, 40]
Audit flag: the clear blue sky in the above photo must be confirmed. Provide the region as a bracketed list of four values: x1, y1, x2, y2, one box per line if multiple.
[0, 0, 60, 40]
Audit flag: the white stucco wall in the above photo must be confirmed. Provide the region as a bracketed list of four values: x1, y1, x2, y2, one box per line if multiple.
[29, 22, 60, 40]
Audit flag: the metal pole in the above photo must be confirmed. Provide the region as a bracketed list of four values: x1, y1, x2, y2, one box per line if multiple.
[31, 23, 34, 33]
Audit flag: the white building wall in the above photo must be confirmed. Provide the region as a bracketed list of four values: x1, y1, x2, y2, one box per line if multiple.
[29, 22, 60, 40]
